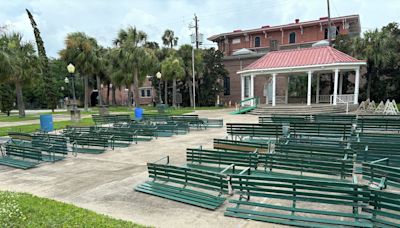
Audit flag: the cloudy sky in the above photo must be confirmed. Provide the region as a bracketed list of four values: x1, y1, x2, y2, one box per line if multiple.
[1, 0, 399, 57]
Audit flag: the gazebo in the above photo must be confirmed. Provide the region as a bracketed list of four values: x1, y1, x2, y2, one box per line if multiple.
[237, 46, 366, 106]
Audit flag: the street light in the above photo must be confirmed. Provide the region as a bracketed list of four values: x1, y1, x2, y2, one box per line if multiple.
[156, 71, 162, 104]
[66, 63, 80, 121]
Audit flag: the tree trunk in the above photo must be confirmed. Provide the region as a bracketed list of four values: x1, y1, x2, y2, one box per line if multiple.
[96, 75, 103, 106]
[172, 77, 177, 107]
[15, 81, 25, 117]
[84, 75, 89, 111]
[111, 87, 116, 105]
[106, 84, 110, 105]
[133, 68, 140, 107]
[164, 81, 168, 105]
[127, 87, 132, 107]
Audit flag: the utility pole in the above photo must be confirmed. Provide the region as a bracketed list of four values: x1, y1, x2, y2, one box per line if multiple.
[194, 14, 199, 49]
[327, 0, 332, 46]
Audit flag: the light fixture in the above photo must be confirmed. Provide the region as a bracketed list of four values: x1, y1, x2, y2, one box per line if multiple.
[64, 77, 69, 84]
[67, 63, 75, 74]
[156, 71, 162, 79]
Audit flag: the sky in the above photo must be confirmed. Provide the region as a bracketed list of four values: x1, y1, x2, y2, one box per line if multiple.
[1, 0, 399, 58]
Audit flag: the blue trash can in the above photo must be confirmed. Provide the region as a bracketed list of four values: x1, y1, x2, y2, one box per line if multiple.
[40, 114, 54, 132]
[135, 107, 144, 120]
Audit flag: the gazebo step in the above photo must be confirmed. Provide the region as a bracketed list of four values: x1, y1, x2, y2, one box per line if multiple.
[249, 104, 357, 115]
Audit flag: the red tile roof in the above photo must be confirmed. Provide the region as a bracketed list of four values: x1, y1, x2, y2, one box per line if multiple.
[244, 46, 365, 71]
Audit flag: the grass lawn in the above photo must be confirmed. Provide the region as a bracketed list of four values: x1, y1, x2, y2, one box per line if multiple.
[0, 118, 95, 136]
[0, 191, 146, 227]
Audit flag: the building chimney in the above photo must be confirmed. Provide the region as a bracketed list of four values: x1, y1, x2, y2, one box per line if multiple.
[295, 19, 300, 23]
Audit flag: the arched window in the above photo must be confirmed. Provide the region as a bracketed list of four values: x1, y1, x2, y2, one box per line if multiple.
[289, 32, 296, 44]
[254, 37, 261, 47]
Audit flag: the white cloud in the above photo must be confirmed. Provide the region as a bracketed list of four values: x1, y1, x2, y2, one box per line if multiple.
[0, 0, 398, 57]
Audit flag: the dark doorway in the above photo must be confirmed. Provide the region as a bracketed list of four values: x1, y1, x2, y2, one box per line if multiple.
[91, 91, 99, 107]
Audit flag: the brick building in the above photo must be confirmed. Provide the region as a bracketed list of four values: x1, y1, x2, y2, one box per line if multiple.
[208, 15, 361, 105]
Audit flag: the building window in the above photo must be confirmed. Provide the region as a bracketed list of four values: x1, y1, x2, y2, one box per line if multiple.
[336, 26, 340, 36]
[324, 28, 328, 39]
[254, 37, 261, 47]
[140, 88, 152, 98]
[223, 76, 230, 95]
[270, 40, 278, 51]
[232, 38, 241, 44]
[289, 32, 296, 44]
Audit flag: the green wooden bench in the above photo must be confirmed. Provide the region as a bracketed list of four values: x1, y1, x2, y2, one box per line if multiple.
[363, 190, 400, 228]
[142, 114, 170, 123]
[135, 156, 228, 210]
[314, 114, 357, 123]
[166, 121, 190, 134]
[225, 174, 372, 227]
[32, 135, 68, 159]
[269, 143, 354, 179]
[285, 137, 349, 148]
[289, 122, 353, 139]
[357, 117, 400, 133]
[354, 132, 400, 143]
[0, 143, 42, 169]
[92, 115, 108, 125]
[8, 132, 33, 141]
[90, 126, 137, 146]
[186, 147, 259, 170]
[259, 114, 313, 124]
[118, 124, 158, 141]
[352, 141, 400, 165]
[170, 115, 206, 129]
[155, 123, 178, 137]
[200, 118, 223, 128]
[226, 123, 283, 141]
[213, 138, 270, 153]
[70, 133, 113, 154]
[362, 158, 400, 189]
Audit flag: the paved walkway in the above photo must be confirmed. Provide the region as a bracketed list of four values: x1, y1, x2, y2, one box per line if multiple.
[0, 109, 287, 228]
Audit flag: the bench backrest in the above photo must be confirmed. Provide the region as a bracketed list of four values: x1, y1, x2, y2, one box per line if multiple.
[362, 158, 400, 188]
[352, 141, 400, 164]
[314, 114, 357, 123]
[6, 144, 42, 161]
[226, 123, 283, 140]
[213, 138, 269, 153]
[186, 148, 258, 169]
[364, 190, 400, 228]
[8, 132, 32, 141]
[275, 142, 353, 160]
[289, 122, 353, 138]
[147, 163, 229, 194]
[357, 117, 400, 132]
[231, 174, 369, 209]
[32, 135, 68, 155]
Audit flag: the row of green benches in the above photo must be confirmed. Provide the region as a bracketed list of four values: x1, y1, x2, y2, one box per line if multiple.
[259, 114, 400, 132]
[227, 122, 353, 141]
[136, 160, 399, 227]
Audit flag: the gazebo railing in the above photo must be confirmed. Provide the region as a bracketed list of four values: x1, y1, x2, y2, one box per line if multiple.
[318, 95, 331, 103]
[330, 94, 355, 104]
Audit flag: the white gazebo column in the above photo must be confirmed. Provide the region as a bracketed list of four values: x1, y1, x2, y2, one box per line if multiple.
[354, 67, 360, 104]
[307, 71, 312, 106]
[285, 76, 289, 104]
[316, 73, 320, 104]
[250, 74, 255, 105]
[338, 73, 343, 95]
[333, 68, 339, 105]
[240, 75, 245, 101]
[272, 73, 276, 106]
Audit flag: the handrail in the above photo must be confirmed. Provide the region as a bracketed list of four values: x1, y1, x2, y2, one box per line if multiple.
[237, 97, 259, 113]
[239, 97, 259, 106]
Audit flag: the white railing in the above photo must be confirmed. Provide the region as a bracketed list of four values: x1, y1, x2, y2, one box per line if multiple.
[318, 95, 331, 103]
[330, 94, 355, 104]
[265, 96, 286, 105]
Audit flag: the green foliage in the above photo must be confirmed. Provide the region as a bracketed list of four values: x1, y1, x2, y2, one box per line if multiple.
[0, 191, 146, 227]
[26, 9, 58, 111]
[334, 22, 400, 101]
[0, 32, 39, 117]
[0, 83, 14, 116]
[198, 48, 227, 106]
[161, 56, 185, 81]
[161, 29, 178, 48]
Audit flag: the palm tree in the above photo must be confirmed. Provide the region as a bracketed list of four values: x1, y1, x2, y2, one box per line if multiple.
[0, 33, 39, 117]
[112, 26, 158, 107]
[161, 56, 185, 107]
[59, 32, 98, 111]
[162, 29, 178, 49]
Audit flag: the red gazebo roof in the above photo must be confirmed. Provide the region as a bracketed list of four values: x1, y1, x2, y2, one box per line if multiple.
[243, 46, 365, 71]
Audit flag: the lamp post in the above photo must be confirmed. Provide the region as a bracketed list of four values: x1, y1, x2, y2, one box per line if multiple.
[65, 63, 80, 121]
[156, 72, 162, 104]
